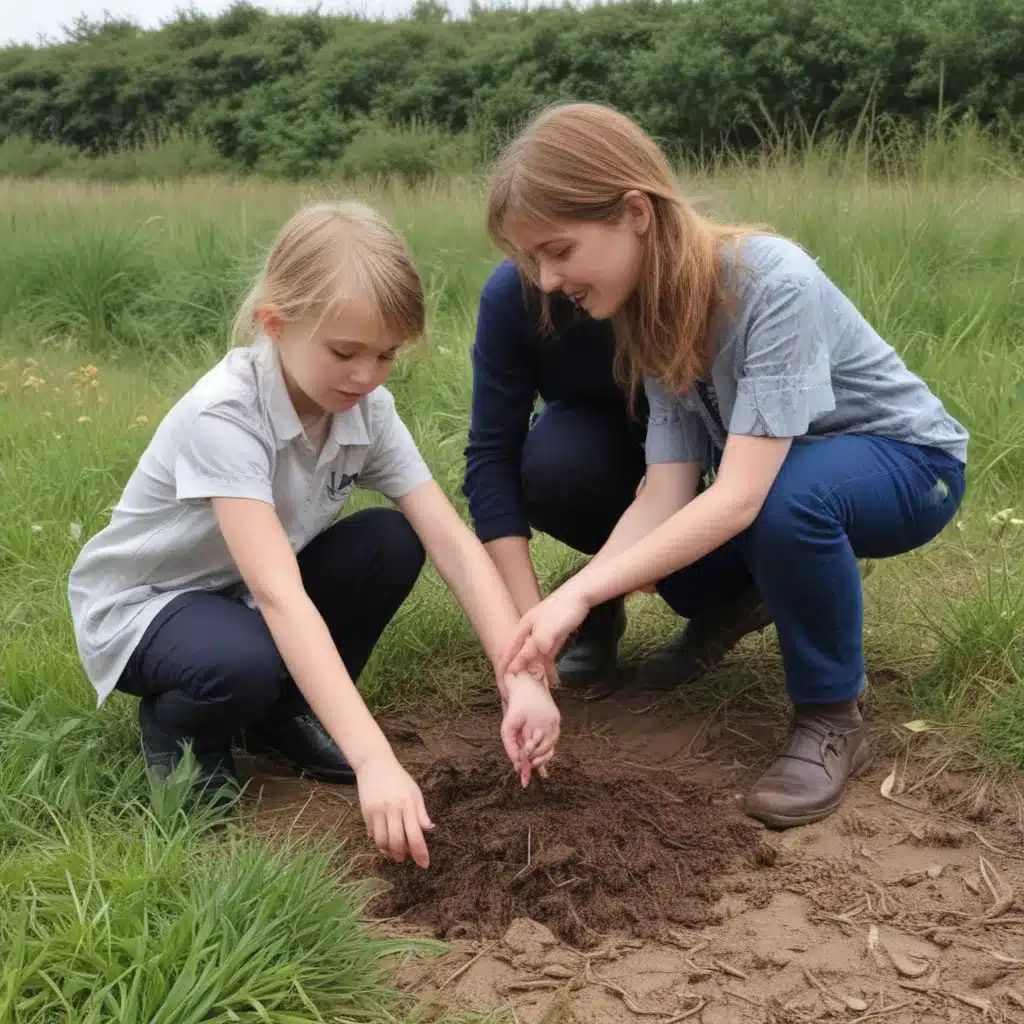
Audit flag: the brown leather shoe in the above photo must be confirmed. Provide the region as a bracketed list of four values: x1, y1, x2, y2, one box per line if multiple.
[637, 583, 772, 690]
[744, 699, 871, 828]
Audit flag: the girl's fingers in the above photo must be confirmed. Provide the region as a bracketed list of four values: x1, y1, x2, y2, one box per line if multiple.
[372, 812, 389, 858]
[386, 808, 407, 863]
[498, 616, 535, 678]
[524, 727, 543, 756]
[403, 806, 430, 869]
[417, 791, 435, 831]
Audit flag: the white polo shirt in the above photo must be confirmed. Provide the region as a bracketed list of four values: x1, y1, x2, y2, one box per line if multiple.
[68, 335, 433, 706]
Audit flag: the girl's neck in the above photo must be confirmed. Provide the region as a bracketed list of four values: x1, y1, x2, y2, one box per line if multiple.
[301, 409, 331, 454]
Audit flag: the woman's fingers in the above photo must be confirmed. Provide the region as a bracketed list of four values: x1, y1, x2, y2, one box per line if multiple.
[498, 615, 535, 678]
[508, 635, 542, 677]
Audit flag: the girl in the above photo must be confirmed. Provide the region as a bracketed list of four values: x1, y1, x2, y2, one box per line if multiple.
[490, 104, 968, 829]
[68, 200, 560, 869]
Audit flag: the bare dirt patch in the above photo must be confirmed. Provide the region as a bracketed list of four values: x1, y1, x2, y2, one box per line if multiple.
[371, 752, 776, 946]
[243, 686, 1024, 1023]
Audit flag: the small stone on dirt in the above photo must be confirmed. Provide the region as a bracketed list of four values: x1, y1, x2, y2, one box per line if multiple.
[503, 918, 557, 956]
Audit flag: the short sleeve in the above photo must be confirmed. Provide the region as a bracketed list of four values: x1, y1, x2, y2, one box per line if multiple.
[644, 376, 710, 468]
[730, 274, 836, 438]
[174, 402, 275, 504]
[357, 390, 433, 500]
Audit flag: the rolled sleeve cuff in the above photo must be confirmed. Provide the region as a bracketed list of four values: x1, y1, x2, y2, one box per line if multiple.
[731, 371, 836, 438]
[175, 468, 274, 504]
[645, 413, 709, 467]
[367, 460, 433, 501]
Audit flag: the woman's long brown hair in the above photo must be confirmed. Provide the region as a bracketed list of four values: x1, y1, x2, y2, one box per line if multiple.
[487, 102, 765, 403]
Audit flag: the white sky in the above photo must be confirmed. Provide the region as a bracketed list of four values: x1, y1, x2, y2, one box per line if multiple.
[1, 0, 484, 46]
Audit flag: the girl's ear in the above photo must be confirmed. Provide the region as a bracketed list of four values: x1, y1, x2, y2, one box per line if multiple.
[255, 303, 283, 342]
[622, 190, 653, 237]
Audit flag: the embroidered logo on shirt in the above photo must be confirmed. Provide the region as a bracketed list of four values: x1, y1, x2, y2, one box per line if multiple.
[327, 471, 359, 500]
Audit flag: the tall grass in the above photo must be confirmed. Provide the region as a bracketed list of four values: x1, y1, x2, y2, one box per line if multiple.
[0, 126, 1022, 1016]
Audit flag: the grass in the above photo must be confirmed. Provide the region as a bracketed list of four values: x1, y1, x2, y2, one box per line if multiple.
[0, 128, 1022, 1017]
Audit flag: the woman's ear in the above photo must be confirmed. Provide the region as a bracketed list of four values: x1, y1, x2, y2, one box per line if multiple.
[622, 190, 654, 237]
[255, 303, 283, 342]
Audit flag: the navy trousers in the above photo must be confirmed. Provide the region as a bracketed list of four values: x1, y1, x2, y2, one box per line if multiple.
[116, 508, 425, 743]
[657, 435, 966, 703]
[521, 401, 648, 555]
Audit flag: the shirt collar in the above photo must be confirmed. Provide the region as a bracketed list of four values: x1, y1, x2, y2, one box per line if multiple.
[254, 334, 371, 450]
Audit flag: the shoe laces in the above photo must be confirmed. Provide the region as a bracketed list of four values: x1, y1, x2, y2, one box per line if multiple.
[778, 715, 853, 775]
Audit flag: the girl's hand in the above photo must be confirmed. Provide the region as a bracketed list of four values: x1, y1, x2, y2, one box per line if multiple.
[499, 585, 591, 682]
[356, 751, 435, 868]
[500, 672, 561, 786]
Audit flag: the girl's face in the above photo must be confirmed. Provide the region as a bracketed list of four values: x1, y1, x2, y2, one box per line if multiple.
[259, 298, 403, 419]
[506, 193, 652, 320]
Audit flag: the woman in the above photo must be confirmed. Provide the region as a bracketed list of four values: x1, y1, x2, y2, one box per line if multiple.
[491, 103, 968, 828]
[463, 260, 771, 688]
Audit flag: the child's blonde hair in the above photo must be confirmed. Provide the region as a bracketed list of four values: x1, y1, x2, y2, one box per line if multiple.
[232, 200, 425, 348]
[487, 103, 764, 403]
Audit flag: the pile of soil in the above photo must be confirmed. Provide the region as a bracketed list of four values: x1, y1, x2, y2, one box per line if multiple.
[372, 753, 777, 947]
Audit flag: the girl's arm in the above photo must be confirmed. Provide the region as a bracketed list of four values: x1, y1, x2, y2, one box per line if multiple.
[212, 496, 433, 868]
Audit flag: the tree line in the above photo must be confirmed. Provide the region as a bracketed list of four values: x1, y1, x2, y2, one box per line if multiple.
[1, 0, 1021, 177]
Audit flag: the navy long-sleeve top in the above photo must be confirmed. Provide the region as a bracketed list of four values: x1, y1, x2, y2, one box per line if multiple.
[462, 259, 646, 543]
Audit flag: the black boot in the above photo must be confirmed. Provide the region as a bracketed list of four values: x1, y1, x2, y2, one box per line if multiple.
[240, 712, 356, 785]
[555, 596, 627, 687]
[138, 699, 239, 806]
[637, 583, 772, 690]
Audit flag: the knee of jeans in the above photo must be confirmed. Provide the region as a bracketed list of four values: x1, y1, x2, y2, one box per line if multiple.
[752, 478, 835, 547]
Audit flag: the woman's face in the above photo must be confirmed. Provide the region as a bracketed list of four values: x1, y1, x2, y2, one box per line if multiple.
[506, 195, 652, 320]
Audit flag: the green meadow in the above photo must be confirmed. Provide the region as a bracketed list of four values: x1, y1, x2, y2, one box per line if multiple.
[0, 131, 1022, 1019]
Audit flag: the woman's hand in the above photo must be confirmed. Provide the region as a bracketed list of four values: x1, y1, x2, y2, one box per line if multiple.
[355, 751, 435, 868]
[500, 672, 561, 786]
[499, 584, 591, 682]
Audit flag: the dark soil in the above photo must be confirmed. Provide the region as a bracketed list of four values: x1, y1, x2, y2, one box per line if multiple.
[371, 752, 776, 947]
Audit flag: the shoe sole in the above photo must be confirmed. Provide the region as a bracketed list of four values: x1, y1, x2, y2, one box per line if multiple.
[235, 732, 356, 785]
[744, 740, 874, 830]
[258, 746, 356, 785]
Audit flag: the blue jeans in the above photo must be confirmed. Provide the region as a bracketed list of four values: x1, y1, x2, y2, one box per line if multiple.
[656, 435, 966, 704]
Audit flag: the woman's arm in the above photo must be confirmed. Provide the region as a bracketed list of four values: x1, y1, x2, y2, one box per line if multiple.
[577, 435, 791, 605]
[213, 496, 433, 868]
[500, 435, 791, 677]
[578, 461, 701, 574]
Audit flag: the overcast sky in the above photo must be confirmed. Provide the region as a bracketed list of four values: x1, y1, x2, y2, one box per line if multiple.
[2, 0, 486, 46]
